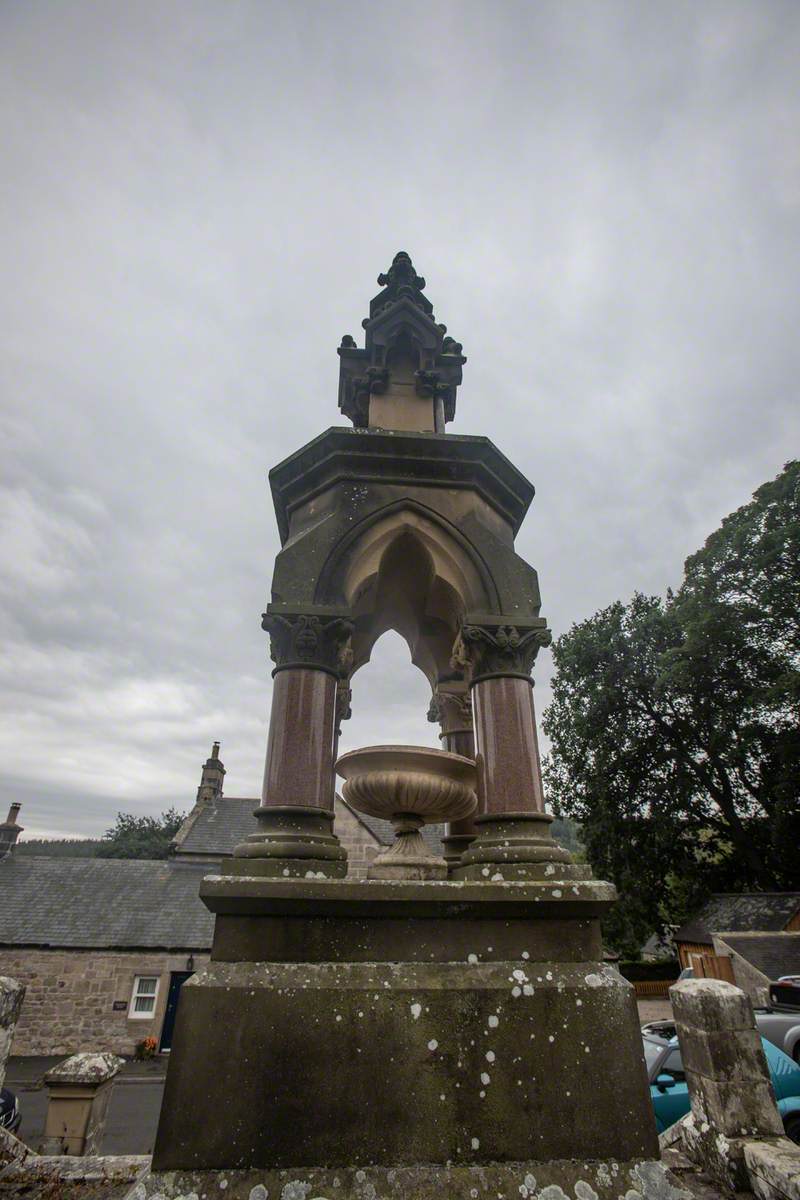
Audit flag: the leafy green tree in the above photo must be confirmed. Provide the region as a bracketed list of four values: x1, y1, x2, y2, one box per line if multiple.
[16, 839, 102, 857]
[543, 461, 800, 957]
[96, 808, 186, 859]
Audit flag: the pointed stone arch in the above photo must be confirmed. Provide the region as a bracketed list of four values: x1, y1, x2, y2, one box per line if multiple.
[314, 499, 500, 683]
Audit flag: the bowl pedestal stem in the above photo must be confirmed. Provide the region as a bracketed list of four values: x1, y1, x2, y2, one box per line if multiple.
[368, 813, 447, 881]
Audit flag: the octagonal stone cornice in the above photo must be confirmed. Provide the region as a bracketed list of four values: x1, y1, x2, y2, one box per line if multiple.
[268, 426, 535, 545]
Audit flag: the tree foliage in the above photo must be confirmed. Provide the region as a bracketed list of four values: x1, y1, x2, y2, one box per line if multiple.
[543, 461, 800, 957]
[96, 808, 186, 859]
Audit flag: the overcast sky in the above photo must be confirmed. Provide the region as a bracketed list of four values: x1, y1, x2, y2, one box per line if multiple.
[1, 1, 798, 839]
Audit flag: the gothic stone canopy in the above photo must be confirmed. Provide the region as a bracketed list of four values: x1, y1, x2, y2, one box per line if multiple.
[264, 252, 548, 688]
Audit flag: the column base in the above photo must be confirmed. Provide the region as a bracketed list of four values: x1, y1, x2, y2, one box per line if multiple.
[441, 831, 477, 874]
[230, 806, 347, 879]
[452, 812, 587, 881]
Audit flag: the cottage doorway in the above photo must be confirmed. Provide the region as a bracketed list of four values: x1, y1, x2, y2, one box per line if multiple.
[159, 971, 193, 1052]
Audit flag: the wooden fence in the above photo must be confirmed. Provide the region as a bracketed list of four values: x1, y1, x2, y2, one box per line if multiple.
[633, 979, 676, 998]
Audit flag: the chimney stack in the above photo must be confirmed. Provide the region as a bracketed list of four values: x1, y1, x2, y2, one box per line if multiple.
[0, 803, 23, 858]
[197, 743, 225, 805]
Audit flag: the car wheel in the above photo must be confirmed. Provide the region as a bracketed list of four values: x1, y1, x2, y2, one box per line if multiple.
[784, 1113, 800, 1145]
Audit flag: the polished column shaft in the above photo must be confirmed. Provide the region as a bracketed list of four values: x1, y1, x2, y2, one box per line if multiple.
[471, 676, 545, 814]
[262, 668, 336, 809]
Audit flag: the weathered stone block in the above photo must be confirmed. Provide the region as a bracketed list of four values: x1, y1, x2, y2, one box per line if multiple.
[670, 978, 754, 1032]
[744, 1137, 800, 1200]
[40, 1052, 124, 1155]
[138, 1158, 693, 1200]
[679, 1115, 753, 1192]
[678, 1024, 770, 1083]
[685, 1068, 783, 1139]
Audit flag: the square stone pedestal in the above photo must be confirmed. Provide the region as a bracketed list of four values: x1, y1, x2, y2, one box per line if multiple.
[151, 876, 661, 1196]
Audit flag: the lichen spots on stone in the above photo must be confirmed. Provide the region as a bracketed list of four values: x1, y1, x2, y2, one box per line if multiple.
[410, 1002, 422, 1019]
[488, 1015, 499, 1028]
[249, 1188, 268, 1200]
[428, 1039, 438, 1051]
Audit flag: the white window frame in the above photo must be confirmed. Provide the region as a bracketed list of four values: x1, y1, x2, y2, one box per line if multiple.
[129, 974, 160, 1020]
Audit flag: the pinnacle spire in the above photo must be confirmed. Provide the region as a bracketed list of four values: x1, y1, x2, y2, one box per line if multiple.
[337, 252, 465, 432]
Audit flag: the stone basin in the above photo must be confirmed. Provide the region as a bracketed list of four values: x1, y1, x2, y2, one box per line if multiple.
[335, 744, 477, 880]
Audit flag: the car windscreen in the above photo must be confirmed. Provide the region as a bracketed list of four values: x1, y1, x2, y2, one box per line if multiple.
[642, 1037, 665, 1077]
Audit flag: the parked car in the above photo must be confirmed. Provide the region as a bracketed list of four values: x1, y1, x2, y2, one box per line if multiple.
[753, 1002, 800, 1064]
[643, 997, 800, 1064]
[643, 1032, 800, 1143]
[0, 1087, 20, 1134]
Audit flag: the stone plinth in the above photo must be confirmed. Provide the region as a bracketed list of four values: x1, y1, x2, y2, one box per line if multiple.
[152, 877, 659, 1178]
[40, 1052, 124, 1156]
[139, 1158, 689, 1200]
[670, 978, 784, 1191]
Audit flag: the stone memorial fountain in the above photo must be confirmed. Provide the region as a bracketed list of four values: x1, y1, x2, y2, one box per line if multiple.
[148, 253, 666, 1200]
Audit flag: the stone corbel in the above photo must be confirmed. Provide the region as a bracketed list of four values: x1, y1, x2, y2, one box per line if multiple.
[451, 616, 552, 684]
[335, 679, 352, 738]
[262, 607, 354, 679]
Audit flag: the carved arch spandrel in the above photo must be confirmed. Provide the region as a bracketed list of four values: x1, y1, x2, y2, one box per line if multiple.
[314, 499, 500, 613]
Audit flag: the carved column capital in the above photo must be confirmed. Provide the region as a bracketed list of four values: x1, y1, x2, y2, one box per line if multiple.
[451, 616, 551, 684]
[436, 690, 473, 734]
[262, 607, 354, 678]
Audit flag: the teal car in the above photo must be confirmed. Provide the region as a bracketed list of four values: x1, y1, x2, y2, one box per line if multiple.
[644, 1032, 800, 1144]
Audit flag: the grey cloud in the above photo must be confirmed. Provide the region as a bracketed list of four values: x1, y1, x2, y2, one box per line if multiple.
[1, 0, 798, 835]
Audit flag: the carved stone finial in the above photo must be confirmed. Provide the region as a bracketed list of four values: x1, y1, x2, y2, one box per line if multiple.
[340, 334, 357, 349]
[452, 619, 552, 683]
[377, 250, 426, 295]
[262, 609, 354, 678]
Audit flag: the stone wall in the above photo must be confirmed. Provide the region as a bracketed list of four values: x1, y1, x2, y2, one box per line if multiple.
[0, 948, 209, 1056]
[334, 799, 380, 880]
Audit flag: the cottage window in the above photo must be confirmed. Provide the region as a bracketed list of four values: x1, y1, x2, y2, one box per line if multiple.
[129, 975, 160, 1019]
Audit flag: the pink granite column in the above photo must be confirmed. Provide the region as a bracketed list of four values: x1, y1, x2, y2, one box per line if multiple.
[451, 619, 573, 880]
[429, 685, 479, 871]
[232, 609, 352, 878]
[471, 675, 545, 814]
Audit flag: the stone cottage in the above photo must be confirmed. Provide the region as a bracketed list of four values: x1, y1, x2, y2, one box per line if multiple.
[0, 743, 406, 1056]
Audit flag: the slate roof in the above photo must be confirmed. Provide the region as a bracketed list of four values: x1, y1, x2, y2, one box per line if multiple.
[174, 796, 259, 857]
[0, 857, 215, 950]
[174, 794, 445, 857]
[675, 893, 800, 946]
[720, 933, 800, 983]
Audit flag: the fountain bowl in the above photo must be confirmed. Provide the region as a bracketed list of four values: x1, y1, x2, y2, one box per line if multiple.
[335, 745, 477, 880]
